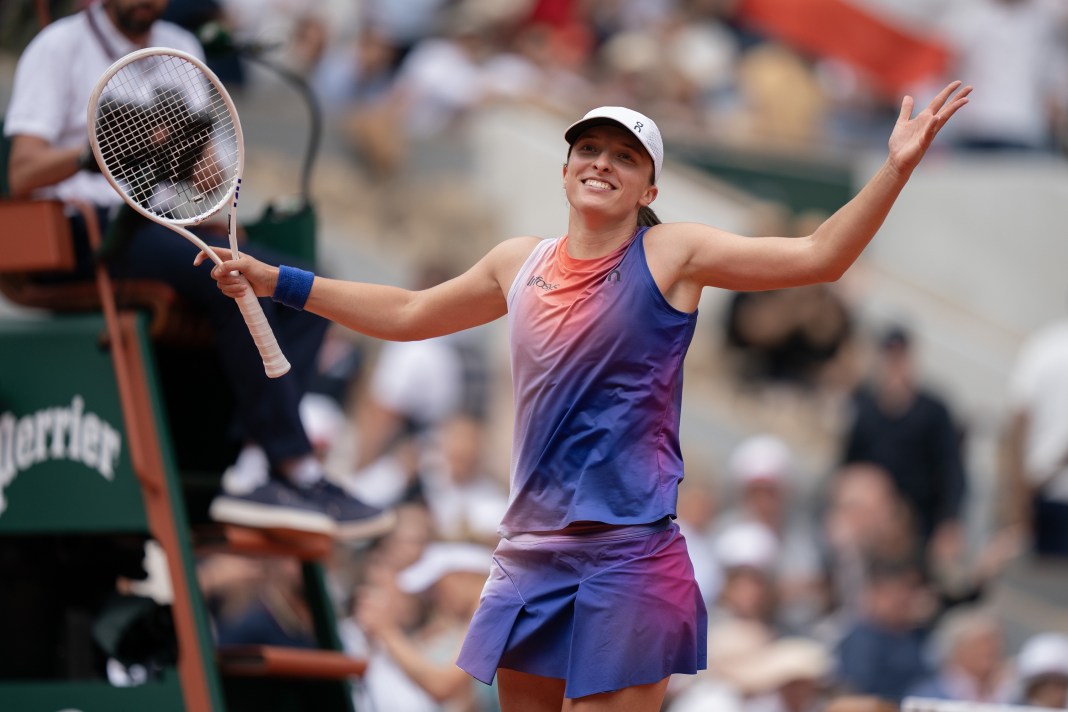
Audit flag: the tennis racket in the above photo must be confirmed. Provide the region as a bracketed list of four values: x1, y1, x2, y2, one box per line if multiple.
[87, 47, 290, 378]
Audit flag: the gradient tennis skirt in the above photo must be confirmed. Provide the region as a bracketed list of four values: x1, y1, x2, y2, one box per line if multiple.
[456, 518, 707, 699]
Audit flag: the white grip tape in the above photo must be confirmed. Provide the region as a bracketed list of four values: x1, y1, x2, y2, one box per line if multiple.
[235, 275, 291, 378]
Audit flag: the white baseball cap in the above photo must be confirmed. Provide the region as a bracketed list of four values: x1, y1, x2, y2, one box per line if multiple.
[396, 542, 493, 594]
[728, 434, 795, 486]
[731, 637, 833, 693]
[714, 520, 780, 572]
[564, 106, 664, 183]
[1017, 632, 1068, 682]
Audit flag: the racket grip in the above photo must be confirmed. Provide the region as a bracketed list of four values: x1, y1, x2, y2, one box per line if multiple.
[235, 276, 291, 378]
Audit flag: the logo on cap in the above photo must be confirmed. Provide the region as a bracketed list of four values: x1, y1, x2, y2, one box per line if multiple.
[634, 122, 643, 133]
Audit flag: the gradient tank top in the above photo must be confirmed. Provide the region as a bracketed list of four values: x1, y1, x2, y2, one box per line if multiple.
[500, 227, 698, 535]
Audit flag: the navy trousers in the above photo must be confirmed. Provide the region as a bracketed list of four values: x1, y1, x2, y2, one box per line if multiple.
[71, 207, 329, 467]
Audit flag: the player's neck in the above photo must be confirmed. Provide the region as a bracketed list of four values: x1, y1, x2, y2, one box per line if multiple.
[565, 214, 637, 259]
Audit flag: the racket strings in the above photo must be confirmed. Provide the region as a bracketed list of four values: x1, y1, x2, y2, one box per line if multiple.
[93, 54, 239, 223]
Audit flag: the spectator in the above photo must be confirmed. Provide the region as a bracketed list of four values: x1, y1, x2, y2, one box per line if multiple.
[364, 502, 439, 576]
[351, 332, 464, 470]
[416, 415, 509, 547]
[739, 637, 835, 712]
[710, 520, 782, 634]
[1014, 632, 1068, 709]
[669, 625, 834, 712]
[820, 462, 920, 636]
[723, 232, 854, 394]
[3, 0, 392, 542]
[347, 541, 499, 712]
[362, 0, 451, 72]
[213, 557, 316, 649]
[938, 0, 1068, 152]
[342, 4, 498, 179]
[835, 557, 934, 703]
[1005, 311, 1068, 558]
[339, 259, 494, 515]
[821, 463, 1017, 646]
[719, 435, 825, 633]
[348, 260, 487, 472]
[732, 42, 828, 149]
[338, 549, 429, 711]
[666, 619, 772, 712]
[676, 478, 724, 609]
[479, 21, 593, 116]
[907, 606, 1014, 704]
[823, 696, 898, 712]
[197, 552, 267, 633]
[311, 23, 399, 118]
[724, 289, 803, 385]
[841, 325, 968, 555]
[332, 503, 439, 696]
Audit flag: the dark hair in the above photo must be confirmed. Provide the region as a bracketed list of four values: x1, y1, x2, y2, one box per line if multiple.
[638, 206, 661, 227]
[880, 325, 911, 352]
[865, 555, 921, 586]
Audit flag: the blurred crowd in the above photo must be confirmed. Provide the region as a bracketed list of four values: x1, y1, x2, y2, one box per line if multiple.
[4, 0, 1068, 710]
[174, 0, 1068, 174]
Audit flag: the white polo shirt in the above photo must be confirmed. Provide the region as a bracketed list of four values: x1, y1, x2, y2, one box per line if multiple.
[369, 338, 463, 427]
[4, 2, 204, 206]
[1008, 319, 1068, 502]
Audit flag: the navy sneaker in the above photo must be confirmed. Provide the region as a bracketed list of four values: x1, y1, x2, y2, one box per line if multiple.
[209, 479, 336, 536]
[301, 479, 396, 542]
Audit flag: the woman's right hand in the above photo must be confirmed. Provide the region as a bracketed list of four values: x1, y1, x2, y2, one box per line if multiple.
[194, 247, 278, 299]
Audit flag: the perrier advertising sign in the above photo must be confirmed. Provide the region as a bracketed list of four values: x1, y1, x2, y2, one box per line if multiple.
[0, 314, 147, 533]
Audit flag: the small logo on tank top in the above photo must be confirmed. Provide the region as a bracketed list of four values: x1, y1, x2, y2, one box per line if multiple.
[526, 275, 558, 291]
[605, 269, 621, 284]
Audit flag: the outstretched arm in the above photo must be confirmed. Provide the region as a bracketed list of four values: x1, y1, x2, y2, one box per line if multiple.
[655, 81, 971, 297]
[197, 236, 539, 341]
[804, 79, 973, 280]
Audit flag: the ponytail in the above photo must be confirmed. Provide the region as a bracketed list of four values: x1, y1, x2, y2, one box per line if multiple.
[638, 205, 661, 227]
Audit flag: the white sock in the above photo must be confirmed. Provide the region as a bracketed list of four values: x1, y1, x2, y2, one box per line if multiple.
[222, 445, 269, 494]
[286, 455, 324, 488]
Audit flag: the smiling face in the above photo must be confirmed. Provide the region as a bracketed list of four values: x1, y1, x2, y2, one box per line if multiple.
[564, 124, 658, 223]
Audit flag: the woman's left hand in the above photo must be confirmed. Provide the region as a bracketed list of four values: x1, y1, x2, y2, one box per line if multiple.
[888, 80, 972, 176]
[355, 585, 404, 640]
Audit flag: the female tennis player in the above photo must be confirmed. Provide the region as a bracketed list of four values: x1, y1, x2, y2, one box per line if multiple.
[201, 80, 970, 711]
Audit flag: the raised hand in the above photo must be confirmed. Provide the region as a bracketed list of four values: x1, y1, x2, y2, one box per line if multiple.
[888, 80, 972, 176]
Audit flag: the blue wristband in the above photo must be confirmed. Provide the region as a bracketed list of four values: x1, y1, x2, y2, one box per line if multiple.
[273, 265, 315, 310]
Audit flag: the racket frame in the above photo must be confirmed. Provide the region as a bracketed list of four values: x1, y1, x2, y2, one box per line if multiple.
[87, 47, 290, 378]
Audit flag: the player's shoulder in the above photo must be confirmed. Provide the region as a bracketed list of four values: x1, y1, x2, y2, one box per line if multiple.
[645, 221, 729, 239]
[481, 235, 548, 288]
[491, 235, 545, 262]
[643, 221, 700, 256]
[644, 220, 737, 255]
